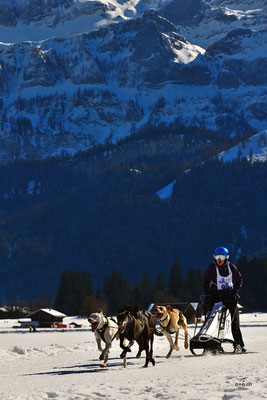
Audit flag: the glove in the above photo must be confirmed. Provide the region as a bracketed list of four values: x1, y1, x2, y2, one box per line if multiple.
[223, 289, 239, 307]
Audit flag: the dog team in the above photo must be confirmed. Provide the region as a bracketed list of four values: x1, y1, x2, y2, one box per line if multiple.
[88, 304, 189, 368]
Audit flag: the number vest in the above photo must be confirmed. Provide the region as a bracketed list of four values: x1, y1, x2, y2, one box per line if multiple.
[216, 263, 233, 290]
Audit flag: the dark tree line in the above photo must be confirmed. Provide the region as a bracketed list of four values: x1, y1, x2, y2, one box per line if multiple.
[237, 256, 267, 310]
[0, 155, 266, 302]
[54, 260, 203, 316]
[54, 256, 267, 316]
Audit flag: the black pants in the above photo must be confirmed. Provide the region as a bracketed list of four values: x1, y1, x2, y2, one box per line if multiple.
[227, 304, 245, 348]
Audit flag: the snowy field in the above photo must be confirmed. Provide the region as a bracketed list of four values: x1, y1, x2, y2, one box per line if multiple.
[0, 313, 266, 400]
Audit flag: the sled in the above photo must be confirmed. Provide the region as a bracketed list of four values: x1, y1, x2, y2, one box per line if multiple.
[190, 301, 235, 356]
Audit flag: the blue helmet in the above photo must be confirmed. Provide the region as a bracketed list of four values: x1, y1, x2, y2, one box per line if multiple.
[214, 247, 229, 259]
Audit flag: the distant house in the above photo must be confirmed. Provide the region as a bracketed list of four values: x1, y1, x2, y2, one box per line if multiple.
[176, 302, 201, 324]
[19, 319, 40, 329]
[26, 308, 67, 328]
[148, 302, 201, 324]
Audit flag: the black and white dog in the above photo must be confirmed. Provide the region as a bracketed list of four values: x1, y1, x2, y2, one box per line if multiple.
[88, 309, 119, 367]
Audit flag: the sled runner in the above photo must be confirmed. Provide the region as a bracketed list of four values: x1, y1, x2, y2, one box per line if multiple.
[190, 301, 235, 356]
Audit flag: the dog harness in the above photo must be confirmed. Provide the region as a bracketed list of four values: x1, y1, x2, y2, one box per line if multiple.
[96, 317, 118, 343]
[159, 310, 183, 334]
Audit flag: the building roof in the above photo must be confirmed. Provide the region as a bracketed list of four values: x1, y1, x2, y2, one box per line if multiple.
[27, 308, 66, 318]
[189, 303, 199, 310]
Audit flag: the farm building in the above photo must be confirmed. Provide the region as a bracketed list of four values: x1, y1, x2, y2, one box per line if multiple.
[26, 308, 66, 328]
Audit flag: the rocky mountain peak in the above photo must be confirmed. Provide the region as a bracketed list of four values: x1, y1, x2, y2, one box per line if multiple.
[160, 0, 208, 26]
[206, 28, 253, 56]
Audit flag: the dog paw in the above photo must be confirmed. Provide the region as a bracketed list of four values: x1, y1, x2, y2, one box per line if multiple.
[100, 363, 106, 368]
[166, 351, 172, 359]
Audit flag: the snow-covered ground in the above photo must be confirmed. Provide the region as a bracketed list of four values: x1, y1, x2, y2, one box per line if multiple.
[218, 130, 267, 162]
[0, 312, 266, 399]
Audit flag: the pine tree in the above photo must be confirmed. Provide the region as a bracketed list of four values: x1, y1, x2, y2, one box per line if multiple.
[102, 269, 132, 314]
[72, 271, 87, 315]
[138, 272, 152, 309]
[237, 255, 253, 308]
[184, 268, 203, 302]
[154, 272, 165, 293]
[82, 271, 93, 296]
[169, 259, 184, 300]
[54, 270, 73, 314]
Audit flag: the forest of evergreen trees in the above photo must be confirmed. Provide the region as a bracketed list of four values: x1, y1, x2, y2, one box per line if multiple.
[54, 256, 267, 316]
[0, 150, 266, 304]
[54, 259, 203, 316]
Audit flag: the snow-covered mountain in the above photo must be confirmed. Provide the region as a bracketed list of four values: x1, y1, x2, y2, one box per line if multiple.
[0, 0, 266, 162]
[0, 0, 159, 42]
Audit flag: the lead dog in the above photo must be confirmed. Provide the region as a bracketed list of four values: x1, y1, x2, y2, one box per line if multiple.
[88, 309, 119, 367]
[117, 308, 155, 368]
[153, 305, 189, 358]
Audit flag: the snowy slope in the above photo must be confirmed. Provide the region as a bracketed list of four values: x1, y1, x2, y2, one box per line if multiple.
[156, 180, 176, 199]
[219, 130, 267, 162]
[0, 312, 266, 399]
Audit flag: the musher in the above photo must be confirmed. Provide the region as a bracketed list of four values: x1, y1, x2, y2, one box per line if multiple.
[204, 246, 247, 353]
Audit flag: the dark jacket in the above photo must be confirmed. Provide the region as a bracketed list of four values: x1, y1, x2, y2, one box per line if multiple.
[204, 262, 243, 303]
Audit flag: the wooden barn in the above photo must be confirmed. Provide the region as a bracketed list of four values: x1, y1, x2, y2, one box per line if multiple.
[26, 308, 66, 328]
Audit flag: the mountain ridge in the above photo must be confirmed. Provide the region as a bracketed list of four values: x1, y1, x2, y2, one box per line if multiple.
[0, 2, 266, 162]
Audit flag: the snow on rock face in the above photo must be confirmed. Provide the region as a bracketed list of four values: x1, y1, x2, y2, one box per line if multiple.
[171, 0, 267, 47]
[0, 0, 109, 27]
[0, 12, 206, 90]
[204, 28, 267, 89]
[206, 28, 265, 58]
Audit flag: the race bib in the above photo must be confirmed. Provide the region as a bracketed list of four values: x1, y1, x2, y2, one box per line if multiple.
[216, 265, 233, 290]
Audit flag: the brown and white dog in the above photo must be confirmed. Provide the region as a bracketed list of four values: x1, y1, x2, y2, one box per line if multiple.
[153, 305, 189, 358]
[88, 309, 119, 367]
